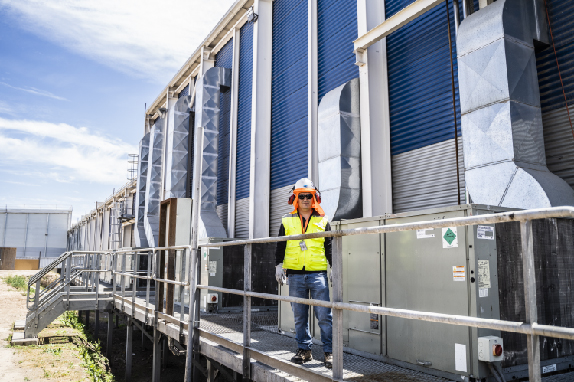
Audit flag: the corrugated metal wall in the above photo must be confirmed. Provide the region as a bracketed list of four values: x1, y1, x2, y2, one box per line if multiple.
[386, 0, 465, 213]
[269, 0, 308, 235]
[536, 0, 574, 189]
[317, 0, 359, 100]
[0, 211, 69, 258]
[235, 22, 254, 239]
[178, 84, 189, 98]
[215, 39, 234, 230]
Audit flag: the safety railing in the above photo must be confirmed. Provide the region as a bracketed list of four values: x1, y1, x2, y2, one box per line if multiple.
[28, 206, 574, 382]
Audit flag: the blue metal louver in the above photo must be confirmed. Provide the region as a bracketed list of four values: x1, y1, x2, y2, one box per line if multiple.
[215, 39, 234, 206]
[178, 84, 189, 98]
[317, 0, 359, 100]
[236, 22, 254, 200]
[270, 0, 308, 190]
[386, 0, 462, 155]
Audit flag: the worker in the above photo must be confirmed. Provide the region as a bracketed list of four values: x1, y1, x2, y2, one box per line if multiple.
[275, 178, 333, 369]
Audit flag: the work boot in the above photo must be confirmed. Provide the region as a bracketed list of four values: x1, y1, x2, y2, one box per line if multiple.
[291, 348, 312, 364]
[324, 352, 332, 369]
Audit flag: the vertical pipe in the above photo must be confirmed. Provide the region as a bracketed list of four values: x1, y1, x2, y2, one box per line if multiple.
[146, 250, 152, 324]
[179, 249, 186, 336]
[185, 125, 204, 382]
[331, 236, 344, 379]
[308, 0, 319, 184]
[445, 0, 461, 205]
[228, 27, 241, 238]
[66, 256, 72, 309]
[126, 317, 133, 382]
[162, 337, 167, 369]
[153, 332, 161, 382]
[95, 310, 100, 339]
[192, 251, 202, 381]
[521, 220, 541, 382]
[131, 252, 136, 314]
[242, 243, 252, 381]
[121, 253, 127, 312]
[112, 253, 118, 310]
[107, 311, 114, 359]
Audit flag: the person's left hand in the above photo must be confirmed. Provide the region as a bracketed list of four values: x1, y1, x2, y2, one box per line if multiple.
[329, 266, 333, 284]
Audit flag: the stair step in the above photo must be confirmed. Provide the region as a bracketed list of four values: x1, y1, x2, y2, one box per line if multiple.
[14, 320, 25, 330]
[11, 332, 38, 346]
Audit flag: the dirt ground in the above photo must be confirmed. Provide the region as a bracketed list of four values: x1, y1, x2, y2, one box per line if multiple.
[0, 270, 191, 382]
[0, 270, 92, 382]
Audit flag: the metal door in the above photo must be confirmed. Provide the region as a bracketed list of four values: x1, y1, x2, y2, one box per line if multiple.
[386, 210, 470, 375]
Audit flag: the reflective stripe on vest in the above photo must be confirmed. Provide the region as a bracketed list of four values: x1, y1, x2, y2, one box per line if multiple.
[282, 213, 329, 271]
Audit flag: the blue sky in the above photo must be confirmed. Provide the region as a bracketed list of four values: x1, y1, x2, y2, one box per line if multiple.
[0, 0, 235, 222]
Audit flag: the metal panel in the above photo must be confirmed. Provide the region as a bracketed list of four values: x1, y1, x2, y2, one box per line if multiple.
[536, 0, 574, 189]
[144, 119, 164, 247]
[386, 209, 470, 376]
[235, 197, 250, 239]
[340, 218, 382, 356]
[134, 133, 150, 248]
[0, 212, 5, 246]
[23, 214, 47, 257]
[216, 38, 234, 212]
[46, 213, 69, 257]
[392, 138, 465, 213]
[386, 0, 461, 156]
[269, 185, 293, 237]
[165, 96, 192, 199]
[270, 0, 308, 191]
[5, 214, 27, 257]
[236, 22, 254, 201]
[317, 0, 359, 100]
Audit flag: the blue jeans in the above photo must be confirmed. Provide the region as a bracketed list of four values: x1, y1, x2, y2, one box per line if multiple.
[288, 272, 332, 352]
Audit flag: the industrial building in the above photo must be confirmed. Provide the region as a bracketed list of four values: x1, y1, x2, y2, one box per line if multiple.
[52, 0, 574, 381]
[0, 206, 71, 269]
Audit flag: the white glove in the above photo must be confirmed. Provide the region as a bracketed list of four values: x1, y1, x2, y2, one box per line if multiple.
[276, 263, 286, 285]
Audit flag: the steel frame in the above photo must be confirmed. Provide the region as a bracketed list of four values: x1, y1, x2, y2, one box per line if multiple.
[27, 206, 574, 382]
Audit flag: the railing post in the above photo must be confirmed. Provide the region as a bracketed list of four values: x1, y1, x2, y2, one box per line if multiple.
[521, 219, 541, 382]
[243, 243, 252, 381]
[66, 255, 72, 310]
[112, 253, 118, 309]
[145, 250, 152, 325]
[121, 252, 127, 312]
[184, 247, 198, 382]
[332, 236, 343, 380]
[95, 253, 100, 310]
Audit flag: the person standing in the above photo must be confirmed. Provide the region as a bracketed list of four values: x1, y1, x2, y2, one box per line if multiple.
[275, 178, 333, 368]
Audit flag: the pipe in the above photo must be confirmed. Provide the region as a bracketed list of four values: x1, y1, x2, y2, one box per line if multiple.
[445, 0, 461, 204]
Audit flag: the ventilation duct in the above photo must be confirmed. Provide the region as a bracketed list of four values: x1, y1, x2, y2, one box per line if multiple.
[457, 0, 574, 208]
[193, 67, 231, 238]
[134, 133, 150, 248]
[144, 117, 165, 247]
[165, 94, 193, 199]
[318, 78, 362, 220]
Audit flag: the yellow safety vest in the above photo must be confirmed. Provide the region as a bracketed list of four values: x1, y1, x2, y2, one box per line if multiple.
[282, 213, 329, 271]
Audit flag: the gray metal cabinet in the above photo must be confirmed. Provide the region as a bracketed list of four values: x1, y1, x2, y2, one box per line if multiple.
[386, 209, 471, 376]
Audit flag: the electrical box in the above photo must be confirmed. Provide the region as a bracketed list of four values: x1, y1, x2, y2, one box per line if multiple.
[478, 336, 504, 362]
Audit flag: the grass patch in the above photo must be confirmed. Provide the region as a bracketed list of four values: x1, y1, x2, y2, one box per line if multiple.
[60, 311, 115, 382]
[3, 275, 28, 291]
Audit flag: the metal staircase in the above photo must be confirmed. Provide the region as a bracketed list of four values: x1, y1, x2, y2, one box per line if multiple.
[24, 251, 113, 338]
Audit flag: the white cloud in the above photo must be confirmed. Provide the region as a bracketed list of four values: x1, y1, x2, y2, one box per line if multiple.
[0, 82, 67, 101]
[0, 117, 137, 184]
[0, 0, 236, 81]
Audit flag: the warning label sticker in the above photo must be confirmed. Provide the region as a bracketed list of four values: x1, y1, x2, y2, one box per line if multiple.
[479, 288, 488, 298]
[443, 227, 458, 248]
[416, 229, 435, 239]
[478, 260, 491, 289]
[453, 266, 465, 281]
[208, 260, 217, 277]
[477, 225, 495, 240]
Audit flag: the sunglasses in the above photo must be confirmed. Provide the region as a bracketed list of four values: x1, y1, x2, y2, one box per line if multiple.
[298, 193, 314, 200]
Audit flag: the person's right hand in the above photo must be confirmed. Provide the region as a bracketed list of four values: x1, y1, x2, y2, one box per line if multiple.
[275, 263, 286, 285]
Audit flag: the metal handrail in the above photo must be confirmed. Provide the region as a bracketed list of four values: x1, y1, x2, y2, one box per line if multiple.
[40, 206, 574, 381]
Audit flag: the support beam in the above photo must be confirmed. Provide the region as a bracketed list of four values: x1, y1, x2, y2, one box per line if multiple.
[249, 0, 273, 239]
[357, 0, 393, 217]
[207, 359, 216, 382]
[162, 336, 168, 369]
[354, 0, 444, 53]
[152, 329, 161, 382]
[106, 311, 113, 359]
[126, 318, 133, 382]
[95, 310, 100, 339]
[85, 310, 91, 329]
